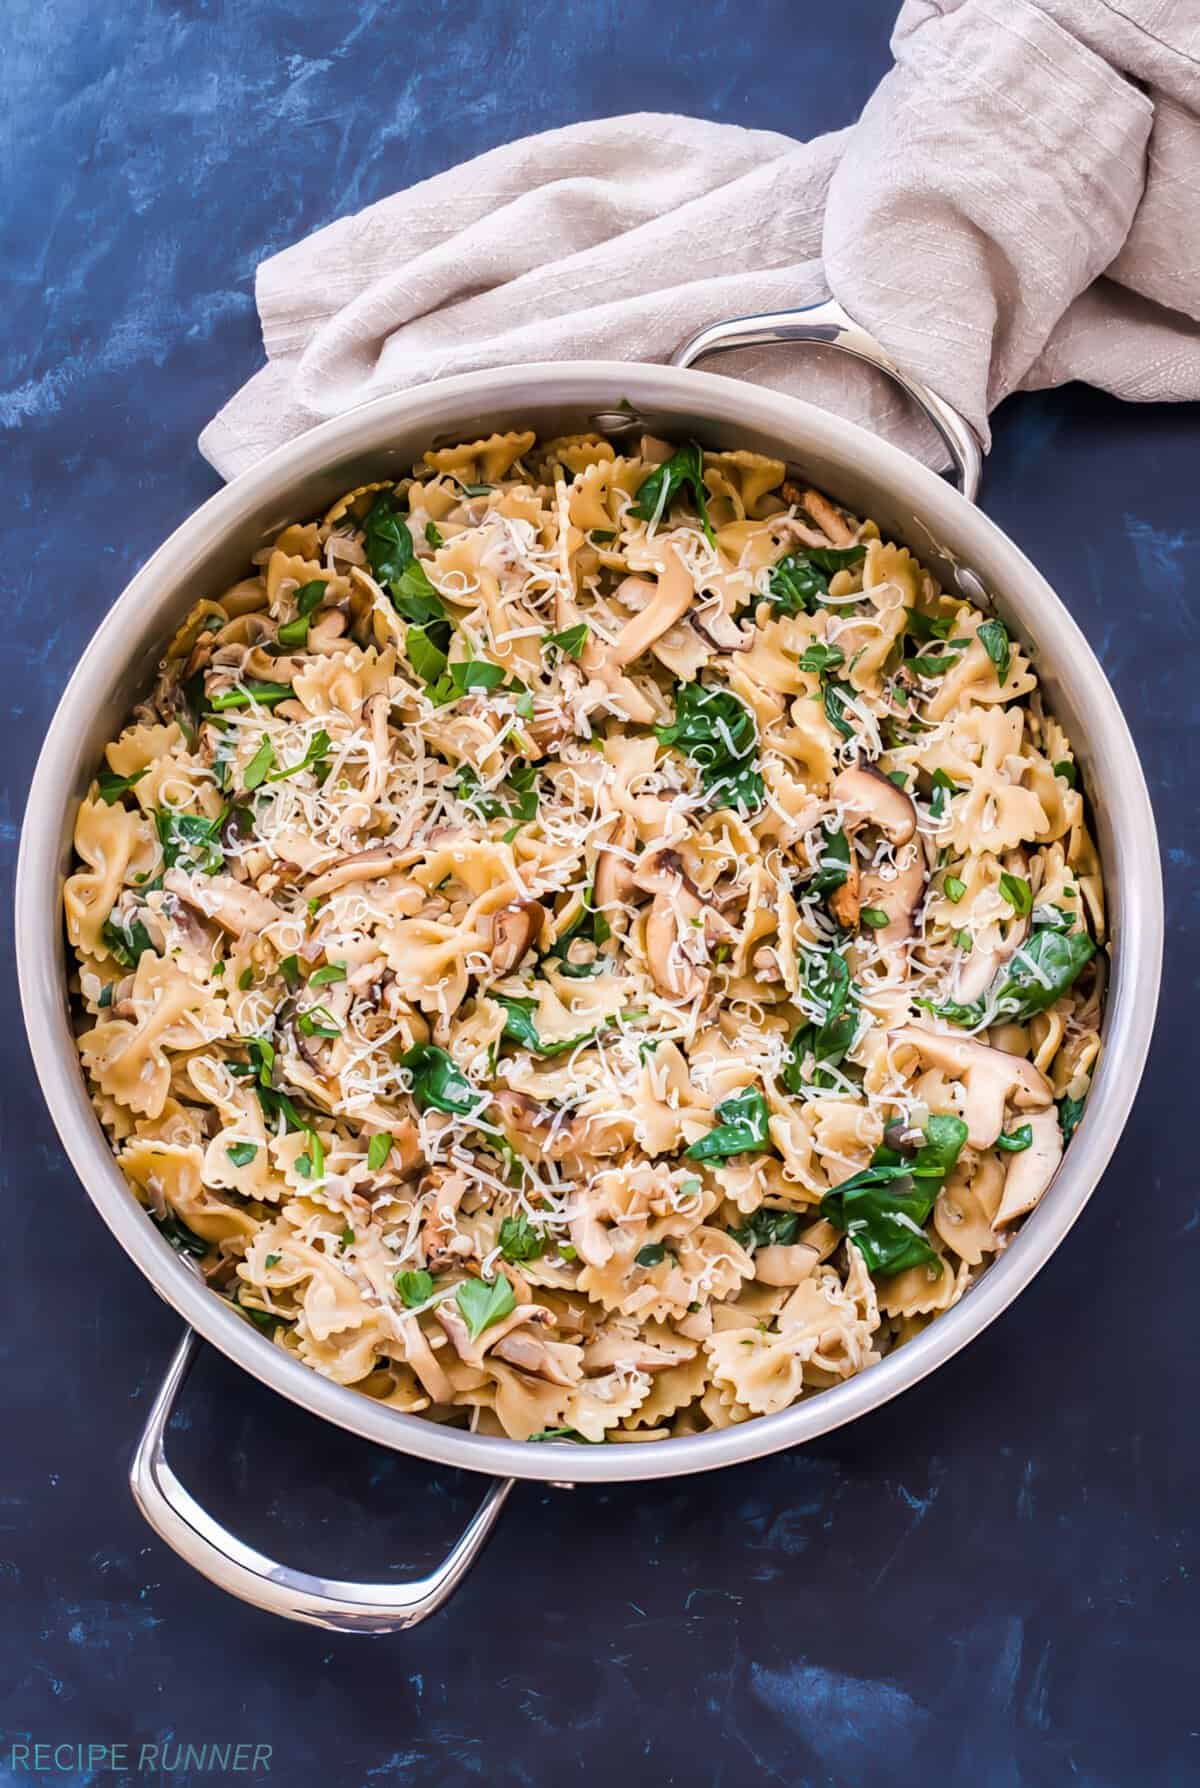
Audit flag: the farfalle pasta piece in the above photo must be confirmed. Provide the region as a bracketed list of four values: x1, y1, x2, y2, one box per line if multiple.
[64, 798, 158, 958]
[79, 955, 229, 1118]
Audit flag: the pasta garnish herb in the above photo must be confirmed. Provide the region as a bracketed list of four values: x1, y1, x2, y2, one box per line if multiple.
[101, 913, 154, 969]
[455, 1272, 515, 1340]
[1058, 1091, 1088, 1141]
[766, 543, 867, 616]
[396, 1269, 435, 1308]
[496, 996, 599, 1059]
[543, 622, 589, 661]
[822, 1116, 968, 1277]
[366, 1132, 393, 1172]
[156, 809, 224, 875]
[97, 767, 147, 804]
[68, 426, 1107, 1445]
[277, 579, 327, 649]
[978, 617, 1011, 684]
[400, 1045, 486, 1118]
[998, 871, 1033, 915]
[656, 682, 763, 813]
[920, 924, 1096, 1028]
[631, 440, 714, 544]
[497, 1214, 547, 1262]
[686, 1086, 771, 1162]
[729, 1208, 801, 1253]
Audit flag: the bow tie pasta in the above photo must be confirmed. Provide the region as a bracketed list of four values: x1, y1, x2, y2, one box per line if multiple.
[67, 428, 1105, 1444]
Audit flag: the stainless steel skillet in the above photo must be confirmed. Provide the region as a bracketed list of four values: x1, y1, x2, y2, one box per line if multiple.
[15, 303, 1161, 1630]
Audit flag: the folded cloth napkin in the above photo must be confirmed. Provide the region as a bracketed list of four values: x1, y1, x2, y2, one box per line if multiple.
[200, 0, 1200, 482]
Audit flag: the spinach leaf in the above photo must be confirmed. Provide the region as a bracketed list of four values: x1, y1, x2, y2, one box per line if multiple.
[729, 1207, 800, 1253]
[225, 1142, 258, 1167]
[686, 1085, 771, 1162]
[635, 1242, 669, 1267]
[153, 1211, 210, 1258]
[806, 823, 852, 896]
[528, 1427, 604, 1444]
[97, 767, 147, 805]
[496, 996, 597, 1059]
[798, 641, 845, 675]
[907, 643, 967, 678]
[905, 608, 954, 642]
[656, 682, 763, 813]
[267, 728, 332, 785]
[425, 658, 507, 708]
[277, 579, 328, 648]
[765, 544, 866, 616]
[400, 1044, 485, 1117]
[630, 441, 714, 544]
[919, 925, 1096, 1028]
[996, 1125, 1033, 1153]
[362, 492, 448, 625]
[395, 1269, 434, 1307]
[822, 678, 857, 741]
[455, 1272, 516, 1340]
[977, 618, 1011, 685]
[1058, 1091, 1087, 1142]
[405, 623, 449, 685]
[155, 809, 225, 875]
[308, 961, 346, 988]
[498, 1214, 547, 1262]
[781, 949, 857, 1093]
[101, 913, 155, 969]
[820, 1115, 967, 1276]
[1053, 758, 1077, 788]
[454, 762, 539, 831]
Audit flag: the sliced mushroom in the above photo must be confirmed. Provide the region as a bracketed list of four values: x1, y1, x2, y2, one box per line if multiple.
[633, 848, 715, 1002]
[889, 1024, 1054, 1150]
[304, 845, 419, 900]
[397, 1318, 455, 1404]
[782, 483, 855, 546]
[994, 1109, 1063, 1226]
[832, 763, 917, 846]
[593, 818, 637, 913]
[611, 547, 695, 667]
[487, 899, 545, 974]
[491, 1328, 581, 1386]
[860, 849, 926, 946]
[754, 1242, 820, 1286]
[829, 847, 861, 929]
[690, 606, 753, 653]
[163, 869, 284, 937]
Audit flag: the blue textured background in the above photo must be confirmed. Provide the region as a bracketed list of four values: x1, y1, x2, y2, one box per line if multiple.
[3, 1, 1197, 1783]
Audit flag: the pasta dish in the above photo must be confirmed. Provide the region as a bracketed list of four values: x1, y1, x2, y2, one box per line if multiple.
[65, 427, 1105, 1443]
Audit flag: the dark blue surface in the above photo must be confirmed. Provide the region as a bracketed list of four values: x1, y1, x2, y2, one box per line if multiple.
[3, 3, 1197, 1784]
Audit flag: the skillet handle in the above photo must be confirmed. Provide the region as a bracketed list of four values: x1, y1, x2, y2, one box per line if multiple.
[130, 1328, 513, 1634]
[670, 297, 983, 505]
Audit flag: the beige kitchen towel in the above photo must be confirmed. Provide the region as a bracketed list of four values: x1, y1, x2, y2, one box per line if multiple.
[200, 0, 1200, 481]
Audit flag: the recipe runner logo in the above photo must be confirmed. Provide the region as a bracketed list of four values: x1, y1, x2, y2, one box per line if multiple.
[7, 1740, 273, 1773]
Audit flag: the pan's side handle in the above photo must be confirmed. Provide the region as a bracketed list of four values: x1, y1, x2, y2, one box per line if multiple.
[670, 298, 983, 505]
[130, 1328, 513, 1634]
